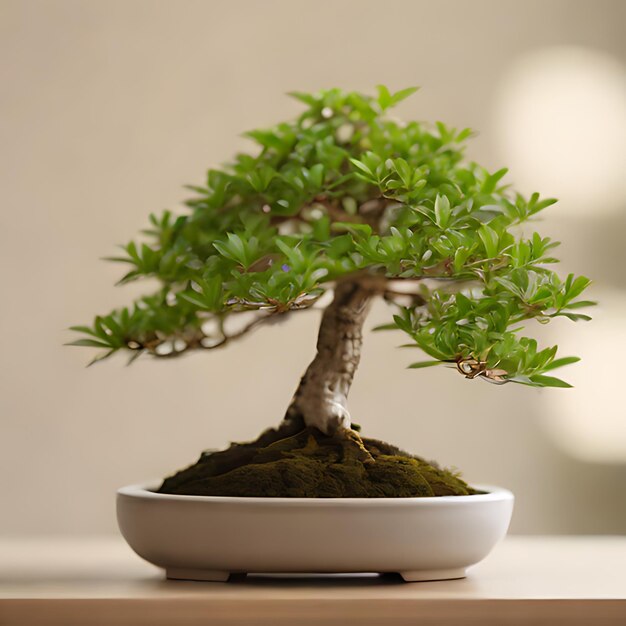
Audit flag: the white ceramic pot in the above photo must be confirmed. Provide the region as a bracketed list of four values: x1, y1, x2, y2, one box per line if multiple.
[117, 483, 513, 582]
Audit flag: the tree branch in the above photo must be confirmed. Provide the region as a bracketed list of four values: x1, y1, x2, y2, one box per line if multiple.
[136, 313, 277, 361]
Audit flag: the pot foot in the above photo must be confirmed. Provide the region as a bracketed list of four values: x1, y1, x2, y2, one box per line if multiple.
[399, 568, 466, 582]
[166, 568, 231, 582]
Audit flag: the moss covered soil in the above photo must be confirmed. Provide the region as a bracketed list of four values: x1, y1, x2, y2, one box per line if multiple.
[158, 426, 479, 498]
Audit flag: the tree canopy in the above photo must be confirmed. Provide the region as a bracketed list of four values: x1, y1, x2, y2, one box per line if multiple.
[70, 86, 593, 387]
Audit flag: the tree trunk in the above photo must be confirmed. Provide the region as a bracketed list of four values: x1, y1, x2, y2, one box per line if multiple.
[286, 278, 377, 435]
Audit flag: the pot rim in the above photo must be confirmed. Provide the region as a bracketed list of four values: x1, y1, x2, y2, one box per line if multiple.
[118, 482, 514, 505]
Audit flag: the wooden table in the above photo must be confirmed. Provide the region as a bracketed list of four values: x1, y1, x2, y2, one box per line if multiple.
[1, 536, 625, 625]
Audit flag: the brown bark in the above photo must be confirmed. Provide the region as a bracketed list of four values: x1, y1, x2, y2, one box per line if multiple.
[285, 278, 378, 435]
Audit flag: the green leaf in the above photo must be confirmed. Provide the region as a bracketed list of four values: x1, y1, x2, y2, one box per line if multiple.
[349, 158, 373, 177]
[408, 360, 441, 369]
[287, 91, 319, 106]
[555, 312, 593, 322]
[307, 163, 325, 188]
[66, 338, 113, 348]
[376, 85, 392, 110]
[478, 224, 500, 258]
[87, 349, 117, 367]
[68, 325, 101, 337]
[565, 275, 592, 301]
[543, 356, 580, 372]
[434, 194, 451, 229]
[527, 193, 558, 216]
[372, 323, 400, 331]
[453, 246, 471, 272]
[389, 86, 419, 106]
[178, 292, 208, 309]
[393, 158, 413, 188]
[566, 300, 597, 309]
[332, 222, 372, 237]
[481, 168, 508, 194]
[376, 86, 419, 111]
[529, 374, 573, 388]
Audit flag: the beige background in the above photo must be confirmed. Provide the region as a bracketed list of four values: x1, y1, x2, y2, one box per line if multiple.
[1, 0, 625, 536]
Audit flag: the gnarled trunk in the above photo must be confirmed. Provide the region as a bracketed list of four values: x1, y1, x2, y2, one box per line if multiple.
[286, 279, 376, 435]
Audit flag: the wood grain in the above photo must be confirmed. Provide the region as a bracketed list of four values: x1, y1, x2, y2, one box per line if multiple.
[1, 536, 625, 625]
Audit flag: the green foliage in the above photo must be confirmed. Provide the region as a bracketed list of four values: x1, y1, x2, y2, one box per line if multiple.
[70, 87, 592, 386]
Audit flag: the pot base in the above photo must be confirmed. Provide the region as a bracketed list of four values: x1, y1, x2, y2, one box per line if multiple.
[165, 568, 467, 583]
[399, 568, 466, 582]
[166, 568, 232, 582]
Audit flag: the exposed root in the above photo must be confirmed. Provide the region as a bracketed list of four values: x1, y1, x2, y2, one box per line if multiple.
[334, 428, 375, 464]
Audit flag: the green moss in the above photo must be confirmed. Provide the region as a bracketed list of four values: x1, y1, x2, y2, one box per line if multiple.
[158, 427, 478, 498]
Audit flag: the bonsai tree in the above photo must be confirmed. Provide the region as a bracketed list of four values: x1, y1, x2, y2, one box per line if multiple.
[71, 87, 592, 497]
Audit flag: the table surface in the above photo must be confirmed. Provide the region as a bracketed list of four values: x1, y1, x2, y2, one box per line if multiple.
[1, 536, 625, 625]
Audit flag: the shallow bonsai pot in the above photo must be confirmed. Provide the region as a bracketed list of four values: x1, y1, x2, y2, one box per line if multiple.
[117, 483, 513, 582]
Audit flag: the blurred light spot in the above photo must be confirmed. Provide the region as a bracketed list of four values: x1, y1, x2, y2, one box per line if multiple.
[155, 342, 173, 356]
[541, 289, 626, 463]
[336, 123, 354, 143]
[201, 318, 220, 336]
[494, 46, 626, 216]
[173, 339, 187, 352]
